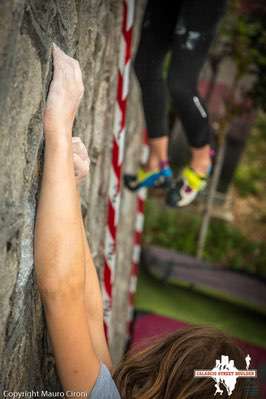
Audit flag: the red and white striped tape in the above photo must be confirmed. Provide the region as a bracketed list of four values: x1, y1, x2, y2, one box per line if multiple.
[127, 130, 149, 336]
[103, 0, 135, 341]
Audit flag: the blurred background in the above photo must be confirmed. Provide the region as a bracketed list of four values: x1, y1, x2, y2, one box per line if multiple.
[130, 1, 266, 397]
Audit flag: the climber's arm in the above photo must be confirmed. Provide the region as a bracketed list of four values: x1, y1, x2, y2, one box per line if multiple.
[82, 224, 112, 370]
[72, 135, 112, 370]
[34, 44, 99, 396]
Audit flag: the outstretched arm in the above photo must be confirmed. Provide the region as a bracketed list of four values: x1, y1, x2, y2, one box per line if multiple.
[34, 44, 100, 396]
[72, 137, 112, 370]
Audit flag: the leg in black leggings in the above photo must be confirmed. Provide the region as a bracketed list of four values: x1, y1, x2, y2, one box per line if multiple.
[168, 0, 227, 148]
[127, 0, 227, 198]
[166, 0, 227, 206]
[134, 1, 180, 140]
[135, 0, 227, 150]
[134, 1, 182, 172]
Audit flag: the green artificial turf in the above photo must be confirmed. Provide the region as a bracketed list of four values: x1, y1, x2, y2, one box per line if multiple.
[135, 269, 266, 348]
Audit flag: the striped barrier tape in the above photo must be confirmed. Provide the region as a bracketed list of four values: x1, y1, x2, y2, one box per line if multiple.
[127, 129, 149, 337]
[103, 0, 135, 341]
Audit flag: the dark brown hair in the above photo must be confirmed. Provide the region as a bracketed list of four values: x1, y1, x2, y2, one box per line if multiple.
[114, 326, 251, 399]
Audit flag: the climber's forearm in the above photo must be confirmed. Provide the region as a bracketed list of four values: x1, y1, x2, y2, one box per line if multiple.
[35, 133, 85, 296]
[82, 224, 112, 369]
[35, 132, 100, 394]
[82, 224, 103, 321]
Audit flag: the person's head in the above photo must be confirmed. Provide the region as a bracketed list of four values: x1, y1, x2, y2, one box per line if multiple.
[114, 326, 250, 399]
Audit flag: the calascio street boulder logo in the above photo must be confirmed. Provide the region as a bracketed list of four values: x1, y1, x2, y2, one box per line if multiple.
[194, 354, 257, 396]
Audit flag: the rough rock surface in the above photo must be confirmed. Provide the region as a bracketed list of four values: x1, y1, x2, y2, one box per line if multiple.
[0, 0, 144, 392]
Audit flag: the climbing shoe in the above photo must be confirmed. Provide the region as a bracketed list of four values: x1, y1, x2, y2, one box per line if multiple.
[166, 166, 210, 207]
[124, 166, 173, 192]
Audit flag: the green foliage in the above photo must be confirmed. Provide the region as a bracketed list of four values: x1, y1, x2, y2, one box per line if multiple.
[235, 165, 264, 197]
[144, 198, 266, 278]
[218, 0, 266, 108]
[206, 218, 266, 276]
[144, 200, 200, 256]
[234, 112, 266, 197]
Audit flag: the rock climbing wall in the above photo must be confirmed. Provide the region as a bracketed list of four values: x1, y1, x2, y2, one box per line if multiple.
[0, 0, 144, 392]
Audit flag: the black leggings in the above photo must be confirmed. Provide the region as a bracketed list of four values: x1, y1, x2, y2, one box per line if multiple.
[135, 0, 227, 148]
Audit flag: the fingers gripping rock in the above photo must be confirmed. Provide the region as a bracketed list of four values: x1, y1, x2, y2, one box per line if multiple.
[44, 44, 84, 135]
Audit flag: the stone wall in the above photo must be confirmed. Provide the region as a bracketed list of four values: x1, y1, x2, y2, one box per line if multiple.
[0, 0, 144, 392]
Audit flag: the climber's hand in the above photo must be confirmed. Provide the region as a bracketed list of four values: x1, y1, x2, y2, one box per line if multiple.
[72, 137, 90, 184]
[44, 43, 84, 139]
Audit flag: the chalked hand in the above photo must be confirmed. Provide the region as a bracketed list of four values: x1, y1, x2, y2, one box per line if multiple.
[44, 43, 84, 139]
